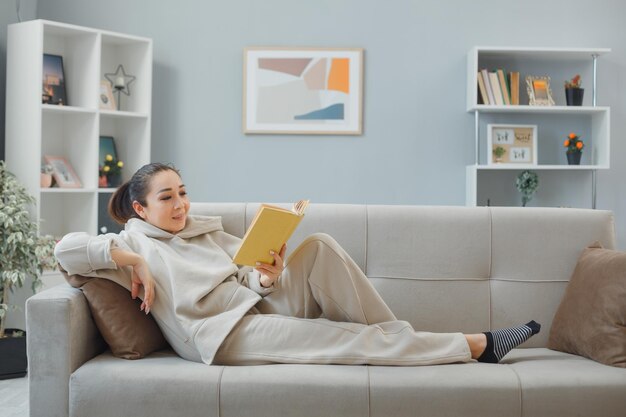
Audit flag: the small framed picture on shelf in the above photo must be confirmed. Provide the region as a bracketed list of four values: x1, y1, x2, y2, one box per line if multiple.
[98, 80, 116, 110]
[526, 75, 555, 106]
[44, 155, 81, 188]
[487, 124, 538, 166]
[42, 54, 67, 105]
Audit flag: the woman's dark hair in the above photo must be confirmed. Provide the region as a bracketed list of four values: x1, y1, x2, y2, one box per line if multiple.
[108, 162, 180, 224]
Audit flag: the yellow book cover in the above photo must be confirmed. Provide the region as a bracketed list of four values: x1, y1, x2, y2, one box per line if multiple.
[233, 200, 309, 267]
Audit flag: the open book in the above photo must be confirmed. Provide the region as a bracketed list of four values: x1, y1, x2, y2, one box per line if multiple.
[232, 200, 310, 267]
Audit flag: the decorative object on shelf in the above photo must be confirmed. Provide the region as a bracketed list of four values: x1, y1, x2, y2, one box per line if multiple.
[564, 132, 584, 165]
[99, 136, 123, 188]
[42, 54, 67, 105]
[487, 124, 538, 165]
[40, 164, 53, 188]
[526, 75, 555, 106]
[564, 74, 584, 106]
[104, 64, 136, 111]
[98, 80, 117, 110]
[43, 155, 82, 188]
[492, 146, 506, 163]
[0, 161, 58, 379]
[243, 47, 363, 135]
[516, 170, 539, 207]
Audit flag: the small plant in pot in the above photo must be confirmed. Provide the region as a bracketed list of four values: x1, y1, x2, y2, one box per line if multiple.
[564, 74, 584, 106]
[563, 132, 584, 165]
[493, 146, 506, 163]
[0, 161, 58, 379]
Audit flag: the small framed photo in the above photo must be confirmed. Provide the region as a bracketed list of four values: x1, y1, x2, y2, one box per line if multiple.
[42, 54, 68, 105]
[98, 80, 116, 110]
[43, 155, 82, 188]
[487, 124, 538, 166]
[243, 47, 363, 135]
[526, 75, 555, 106]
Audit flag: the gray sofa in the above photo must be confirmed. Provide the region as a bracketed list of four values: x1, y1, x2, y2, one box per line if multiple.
[27, 204, 626, 417]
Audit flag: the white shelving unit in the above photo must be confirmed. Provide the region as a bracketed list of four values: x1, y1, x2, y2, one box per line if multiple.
[466, 47, 611, 208]
[5, 19, 152, 238]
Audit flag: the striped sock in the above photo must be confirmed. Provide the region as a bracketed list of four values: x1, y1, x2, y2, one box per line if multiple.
[477, 320, 541, 363]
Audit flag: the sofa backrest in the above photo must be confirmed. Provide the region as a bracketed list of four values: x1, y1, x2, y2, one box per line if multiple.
[189, 203, 615, 348]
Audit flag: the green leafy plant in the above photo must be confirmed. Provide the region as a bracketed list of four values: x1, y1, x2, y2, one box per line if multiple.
[99, 154, 124, 179]
[493, 146, 506, 160]
[0, 161, 57, 338]
[516, 170, 539, 207]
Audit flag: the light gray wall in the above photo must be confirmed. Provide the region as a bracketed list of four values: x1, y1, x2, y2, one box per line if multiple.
[0, 0, 37, 160]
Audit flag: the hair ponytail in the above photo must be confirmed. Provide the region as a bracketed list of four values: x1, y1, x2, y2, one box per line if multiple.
[108, 181, 136, 224]
[107, 162, 180, 225]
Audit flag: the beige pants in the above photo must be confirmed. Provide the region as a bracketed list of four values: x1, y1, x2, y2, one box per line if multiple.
[214, 233, 471, 366]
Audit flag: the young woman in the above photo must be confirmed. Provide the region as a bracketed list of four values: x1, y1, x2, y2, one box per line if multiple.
[55, 163, 540, 366]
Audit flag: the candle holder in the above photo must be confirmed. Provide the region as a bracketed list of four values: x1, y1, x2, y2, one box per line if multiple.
[104, 64, 136, 111]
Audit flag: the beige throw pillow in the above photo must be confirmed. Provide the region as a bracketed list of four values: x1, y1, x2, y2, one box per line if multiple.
[62, 269, 169, 359]
[548, 242, 626, 367]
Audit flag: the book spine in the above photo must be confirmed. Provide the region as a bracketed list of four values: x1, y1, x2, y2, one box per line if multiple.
[477, 71, 490, 105]
[497, 69, 511, 105]
[481, 69, 495, 106]
[489, 72, 504, 106]
[510, 71, 520, 105]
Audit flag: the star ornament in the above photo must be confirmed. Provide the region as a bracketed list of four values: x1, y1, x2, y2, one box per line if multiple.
[104, 64, 136, 96]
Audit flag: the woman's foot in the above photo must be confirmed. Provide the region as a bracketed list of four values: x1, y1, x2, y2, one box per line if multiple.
[466, 321, 541, 363]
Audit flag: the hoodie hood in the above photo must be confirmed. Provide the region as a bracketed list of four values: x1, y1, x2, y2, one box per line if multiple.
[125, 215, 224, 239]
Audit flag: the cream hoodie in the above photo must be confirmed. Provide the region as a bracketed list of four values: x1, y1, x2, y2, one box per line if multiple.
[54, 215, 277, 364]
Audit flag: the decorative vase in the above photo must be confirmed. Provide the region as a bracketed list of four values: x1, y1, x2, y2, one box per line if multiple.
[567, 152, 582, 165]
[565, 88, 584, 106]
[0, 329, 27, 380]
[107, 173, 122, 188]
[40, 173, 52, 188]
[98, 175, 108, 188]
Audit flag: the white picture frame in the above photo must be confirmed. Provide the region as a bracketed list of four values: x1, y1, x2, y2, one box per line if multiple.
[243, 47, 363, 135]
[487, 124, 538, 166]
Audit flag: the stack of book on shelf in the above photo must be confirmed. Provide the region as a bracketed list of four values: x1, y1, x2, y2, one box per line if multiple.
[477, 69, 520, 106]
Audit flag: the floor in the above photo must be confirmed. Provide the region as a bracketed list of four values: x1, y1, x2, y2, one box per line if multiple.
[0, 376, 28, 417]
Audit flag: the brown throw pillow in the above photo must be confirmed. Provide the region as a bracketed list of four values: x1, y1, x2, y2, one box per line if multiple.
[548, 241, 626, 367]
[62, 269, 169, 359]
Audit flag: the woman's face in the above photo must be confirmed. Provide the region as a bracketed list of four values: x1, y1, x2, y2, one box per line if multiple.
[132, 169, 190, 233]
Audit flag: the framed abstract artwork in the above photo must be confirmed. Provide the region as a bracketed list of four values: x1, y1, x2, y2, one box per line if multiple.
[243, 47, 363, 135]
[487, 124, 538, 166]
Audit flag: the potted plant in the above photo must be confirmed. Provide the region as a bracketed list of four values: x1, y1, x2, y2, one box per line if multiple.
[563, 132, 584, 165]
[564, 74, 584, 106]
[40, 164, 53, 188]
[492, 146, 506, 163]
[0, 161, 57, 379]
[99, 154, 124, 188]
[516, 170, 539, 207]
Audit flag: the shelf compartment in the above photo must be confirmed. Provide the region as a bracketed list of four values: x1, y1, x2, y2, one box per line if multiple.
[42, 110, 98, 189]
[467, 167, 594, 208]
[99, 115, 150, 183]
[469, 105, 609, 115]
[43, 22, 99, 109]
[100, 33, 152, 114]
[40, 192, 97, 237]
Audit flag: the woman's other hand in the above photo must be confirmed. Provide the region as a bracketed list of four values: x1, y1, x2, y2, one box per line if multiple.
[111, 248, 156, 314]
[255, 244, 286, 287]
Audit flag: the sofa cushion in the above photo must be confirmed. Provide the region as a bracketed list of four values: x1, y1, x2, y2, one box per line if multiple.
[502, 348, 626, 417]
[70, 351, 223, 417]
[548, 242, 626, 367]
[62, 270, 169, 359]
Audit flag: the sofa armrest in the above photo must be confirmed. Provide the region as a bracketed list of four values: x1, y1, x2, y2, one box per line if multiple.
[26, 283, 106, 417]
